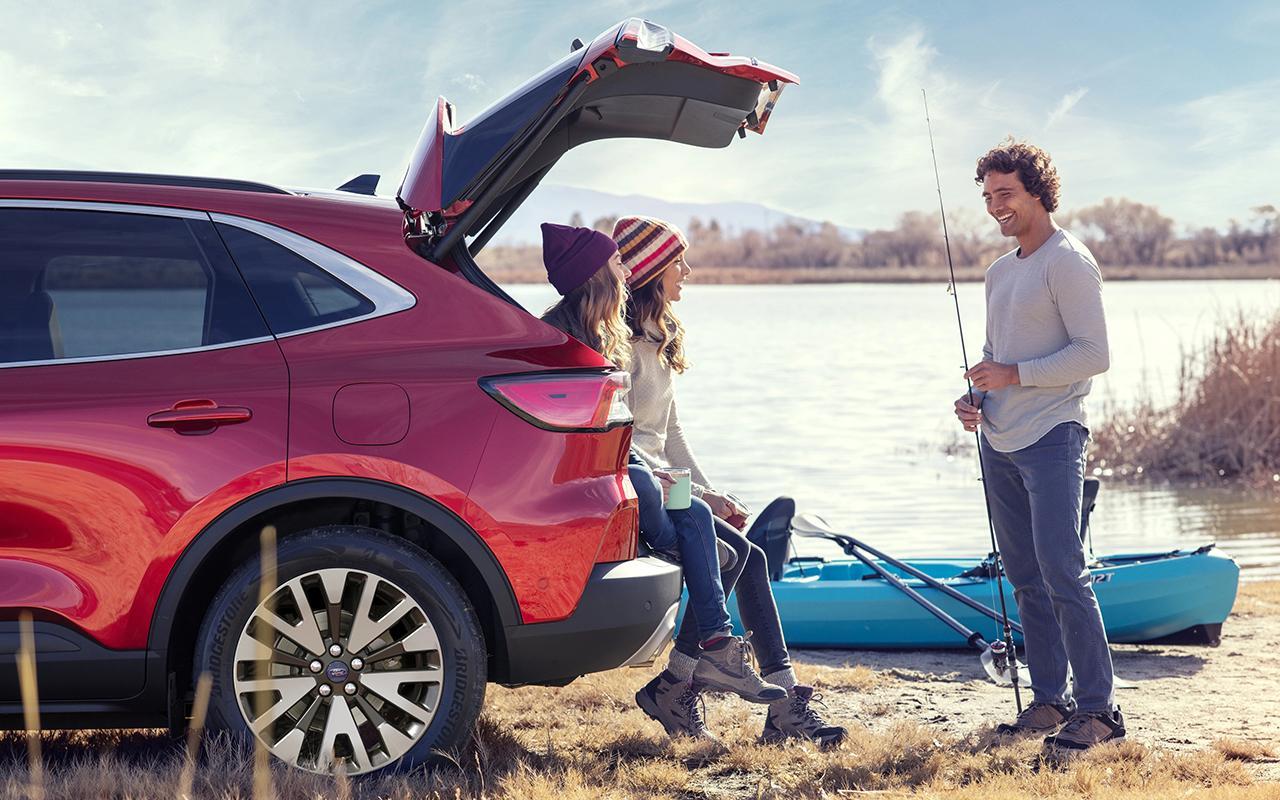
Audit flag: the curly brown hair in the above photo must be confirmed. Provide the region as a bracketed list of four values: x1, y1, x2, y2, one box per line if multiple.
[625, 271, 689, 374]
[975, 138, 1061, 213]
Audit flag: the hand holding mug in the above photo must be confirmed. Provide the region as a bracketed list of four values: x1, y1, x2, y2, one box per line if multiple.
[652, 469, 674, 504]
[657, 467, 691, 510]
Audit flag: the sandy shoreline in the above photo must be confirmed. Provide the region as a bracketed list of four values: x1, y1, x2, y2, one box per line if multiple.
[787, 584, 1280, 781]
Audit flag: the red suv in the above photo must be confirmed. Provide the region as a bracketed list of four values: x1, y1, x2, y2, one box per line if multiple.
[0, 19, 794, 774]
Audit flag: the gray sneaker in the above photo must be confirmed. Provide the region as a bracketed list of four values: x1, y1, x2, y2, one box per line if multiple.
[994, 701, 1074, 739]
[761, 685, 847, 748]
[635, 670, 716, 740]
[692, 635, 787, 704]
[1044, 707, 1126, 753]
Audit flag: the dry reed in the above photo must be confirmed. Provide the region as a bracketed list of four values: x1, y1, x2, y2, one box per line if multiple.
[178, 673, 213, 800]
[17, 612, 43, 800]
[253, 526, 278, 800]
[1090, 308, 1280, 488]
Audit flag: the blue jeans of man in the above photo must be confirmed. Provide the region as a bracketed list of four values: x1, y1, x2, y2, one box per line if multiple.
[628, 461, 731, 640]
[980, 422, 1115, 712]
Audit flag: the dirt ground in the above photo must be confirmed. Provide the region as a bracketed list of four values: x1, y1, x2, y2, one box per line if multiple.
[778, 583, 1280, 782]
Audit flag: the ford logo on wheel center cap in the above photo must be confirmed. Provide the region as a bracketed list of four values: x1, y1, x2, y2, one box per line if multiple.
[325, 662, 350, 683]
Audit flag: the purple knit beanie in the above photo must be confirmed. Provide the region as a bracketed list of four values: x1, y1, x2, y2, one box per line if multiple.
[541, 222, 619, 295]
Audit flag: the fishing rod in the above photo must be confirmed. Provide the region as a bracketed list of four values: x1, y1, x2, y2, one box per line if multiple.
[922, 89, 1022, 713]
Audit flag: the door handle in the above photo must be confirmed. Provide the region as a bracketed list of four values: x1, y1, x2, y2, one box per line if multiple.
[148, 399, 253, 434]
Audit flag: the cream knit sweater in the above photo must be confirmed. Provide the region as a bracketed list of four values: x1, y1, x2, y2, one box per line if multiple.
[627, 338, 713, 495]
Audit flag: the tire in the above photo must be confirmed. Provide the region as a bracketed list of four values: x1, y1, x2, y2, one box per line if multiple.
[194, 525, 487, 775]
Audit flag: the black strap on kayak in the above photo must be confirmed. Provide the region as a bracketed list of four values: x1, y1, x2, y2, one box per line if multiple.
[1098, 542, 1216, 566]
[924, 90, 1022, 713]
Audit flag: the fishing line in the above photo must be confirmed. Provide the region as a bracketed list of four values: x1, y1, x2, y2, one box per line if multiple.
[922, 89, 1023, 713]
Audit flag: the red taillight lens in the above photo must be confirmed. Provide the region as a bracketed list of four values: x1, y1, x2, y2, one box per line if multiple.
[480, 371, 632, 432]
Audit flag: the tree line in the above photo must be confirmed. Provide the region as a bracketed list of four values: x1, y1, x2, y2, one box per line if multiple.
[555, 200, 1280, 270]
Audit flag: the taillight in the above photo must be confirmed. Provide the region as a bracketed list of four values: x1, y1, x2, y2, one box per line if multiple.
[480, 371, 632, 432]
[616, 18, 674, 62]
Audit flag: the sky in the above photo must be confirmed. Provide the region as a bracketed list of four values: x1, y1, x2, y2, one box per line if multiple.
[4, 0, 1278, 233]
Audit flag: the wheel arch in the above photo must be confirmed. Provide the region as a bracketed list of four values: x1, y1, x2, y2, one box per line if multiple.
[150, 477, 520, 695]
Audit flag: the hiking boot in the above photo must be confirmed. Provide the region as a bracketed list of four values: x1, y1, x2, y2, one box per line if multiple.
[1044, 707, 1126, 753]
[761, 685, 847, 748]
[635, 671, 716, 740]
[994, 701, 1074, 739]
[693, 635, 787, 703]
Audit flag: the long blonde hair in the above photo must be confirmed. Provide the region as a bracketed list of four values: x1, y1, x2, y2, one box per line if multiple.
[625, 271, 688, 373]
[541, 268, 631, 368]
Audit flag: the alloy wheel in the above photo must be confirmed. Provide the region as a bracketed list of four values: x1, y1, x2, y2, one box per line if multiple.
[232, 567, 444, 774]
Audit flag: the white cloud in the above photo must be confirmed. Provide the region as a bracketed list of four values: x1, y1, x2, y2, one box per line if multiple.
[1046, 88, 1088, 128]
[453, 73, 487, 92]
[1181, 79, 1280, 151]
[1167, 79, 1280, 222]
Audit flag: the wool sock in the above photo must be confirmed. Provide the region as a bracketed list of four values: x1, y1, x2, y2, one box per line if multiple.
[764, 667, 799, 694]
[667, 649, 698, 682]
[699, 627, 734, 650]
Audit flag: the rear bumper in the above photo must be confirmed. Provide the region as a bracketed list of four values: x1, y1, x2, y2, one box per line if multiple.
[494, 556, 682, 686]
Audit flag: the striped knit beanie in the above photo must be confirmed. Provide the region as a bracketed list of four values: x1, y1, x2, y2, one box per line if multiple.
[611, 216, 688, 289]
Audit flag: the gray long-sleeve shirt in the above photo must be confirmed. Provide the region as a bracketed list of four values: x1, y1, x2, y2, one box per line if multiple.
[977, 228, 1110, 452]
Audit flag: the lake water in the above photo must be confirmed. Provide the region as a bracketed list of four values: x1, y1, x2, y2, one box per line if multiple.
[506, 279, 1280, 581]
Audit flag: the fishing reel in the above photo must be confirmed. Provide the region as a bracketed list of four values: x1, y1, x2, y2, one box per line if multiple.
[980, 640, 1029, 687]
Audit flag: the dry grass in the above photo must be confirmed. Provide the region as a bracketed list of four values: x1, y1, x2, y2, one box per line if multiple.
[1213, 738, 1279, 763]
[1089, 308, 1280, 489]
[3, 655, 1277, 799]
[1232, 580, 1280, 616]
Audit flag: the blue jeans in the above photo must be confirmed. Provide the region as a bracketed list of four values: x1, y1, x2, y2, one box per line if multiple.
[670, 514, 793, 676]
[980, 422, 1115, 713]
[629, 461, 731, 640]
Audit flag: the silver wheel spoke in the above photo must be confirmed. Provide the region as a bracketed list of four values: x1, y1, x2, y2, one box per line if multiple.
[319, 569, 348, 642]
[319, 696, 369, 773]
[239, 676, 315, 734]
[360, 669, 442, 722]
[254, 578, 326, 656]
[319, 569, 348, 606]
[346, 583, 413, 654]
[273, 728, 306, 765]
[376, 722, 415, 758]
[403, 622, 441, 654]
[234, 634, 311, 668]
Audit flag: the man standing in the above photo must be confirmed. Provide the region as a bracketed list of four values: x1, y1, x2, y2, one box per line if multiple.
[955, 139, 1124, 752]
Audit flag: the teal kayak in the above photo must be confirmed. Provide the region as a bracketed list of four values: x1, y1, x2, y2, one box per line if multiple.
[681, 545, 1239, 649]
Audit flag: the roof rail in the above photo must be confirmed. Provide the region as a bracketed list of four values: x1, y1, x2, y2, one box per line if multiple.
[0, 170, 290, 195]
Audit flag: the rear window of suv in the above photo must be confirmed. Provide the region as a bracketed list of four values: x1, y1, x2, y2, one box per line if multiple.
[215, 223, 375, 335]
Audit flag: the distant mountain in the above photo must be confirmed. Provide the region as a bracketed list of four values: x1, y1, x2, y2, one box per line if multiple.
[488, 184, 860, 244]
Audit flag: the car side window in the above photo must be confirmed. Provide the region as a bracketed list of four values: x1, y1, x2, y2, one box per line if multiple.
[0, 209, 269, 365]
[215, 223, 375, 336]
